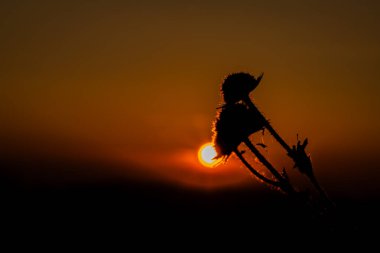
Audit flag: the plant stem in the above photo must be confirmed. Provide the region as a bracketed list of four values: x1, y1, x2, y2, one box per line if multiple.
[243, 97, 293, 155]
[243, 139, 283, 181]
[307, 172, 334, 208]
[234, 148, 280, 187]
[243, 138, 296, 195]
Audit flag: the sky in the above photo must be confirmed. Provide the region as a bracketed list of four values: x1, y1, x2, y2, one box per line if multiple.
[1, 0, 380, 196]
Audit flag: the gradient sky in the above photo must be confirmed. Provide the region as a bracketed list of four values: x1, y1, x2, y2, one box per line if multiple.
[1, 0, 380, 194]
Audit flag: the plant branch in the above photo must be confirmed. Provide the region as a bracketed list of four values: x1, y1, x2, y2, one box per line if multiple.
[243, 97, 293, 154]
[234, 148, 280, 187]
[243, 138, 296, 195]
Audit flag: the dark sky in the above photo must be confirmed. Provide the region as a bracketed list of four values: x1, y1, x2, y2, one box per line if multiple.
[1, 0, 380, 198]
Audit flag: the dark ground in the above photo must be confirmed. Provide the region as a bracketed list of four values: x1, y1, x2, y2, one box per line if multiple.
[1, 151, 378, 244]
[2, 178, 379, 243]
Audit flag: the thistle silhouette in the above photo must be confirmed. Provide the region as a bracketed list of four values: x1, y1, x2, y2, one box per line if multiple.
[213, 103, 281, 189]
[213, 103, 295, 194]
[221, 72, 292, 156]
[213, 72, 333, 207]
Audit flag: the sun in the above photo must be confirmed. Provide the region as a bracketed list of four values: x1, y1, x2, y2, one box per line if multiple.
[198, 142, 221, 168]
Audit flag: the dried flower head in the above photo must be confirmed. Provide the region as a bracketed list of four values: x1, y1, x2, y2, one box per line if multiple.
[212, 103, 265, 160]
[221, 72, 263, 104]
[288, 138, 313, 176]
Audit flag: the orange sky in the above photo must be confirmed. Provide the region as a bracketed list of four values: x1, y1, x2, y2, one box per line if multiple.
[1, 1, 380, 193]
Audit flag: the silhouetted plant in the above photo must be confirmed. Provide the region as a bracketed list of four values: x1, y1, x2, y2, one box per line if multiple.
[289, 138, 332, 206]
[213, 72, 333, 209]
[220, 72, 330, 204]
[213, 103, 294, 194]
[222, 72, 293, 155]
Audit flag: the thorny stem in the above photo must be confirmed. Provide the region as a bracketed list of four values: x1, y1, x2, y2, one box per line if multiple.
[234, 148, 280, 187]
[243, 138, 296, 195]
[243, 96, 330, 199]
[243, 97, 293, 155]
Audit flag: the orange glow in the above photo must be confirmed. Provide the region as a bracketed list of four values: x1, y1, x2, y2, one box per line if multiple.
[198, 143, 221, 168]
[1, 1, 379, 193]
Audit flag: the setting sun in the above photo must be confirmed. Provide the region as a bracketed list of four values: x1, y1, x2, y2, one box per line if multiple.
[198, 143, 221, 168]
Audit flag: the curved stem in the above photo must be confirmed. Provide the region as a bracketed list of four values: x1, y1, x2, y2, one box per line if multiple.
[234, 149, 280, 187]
[243, 138, 296, 195]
